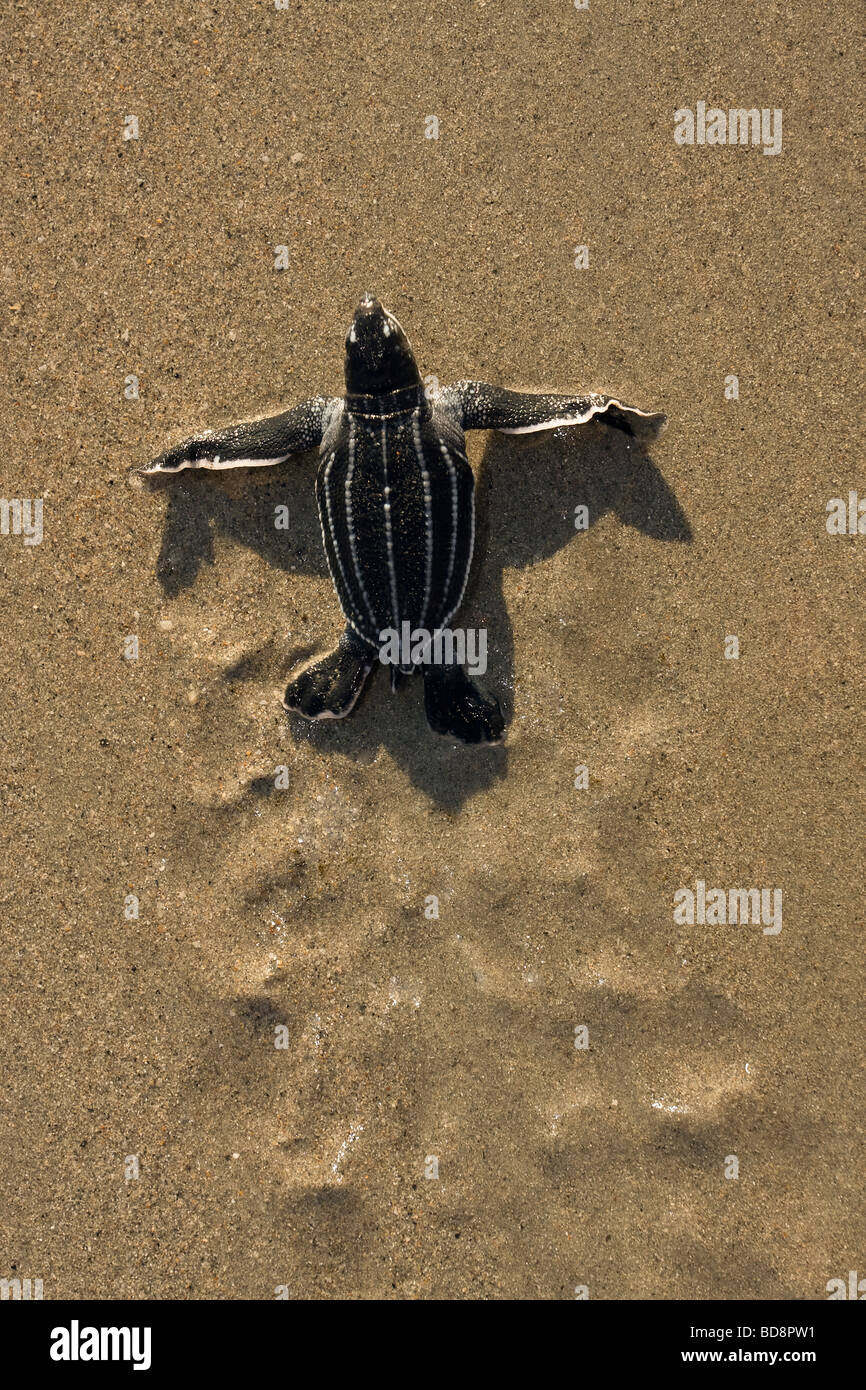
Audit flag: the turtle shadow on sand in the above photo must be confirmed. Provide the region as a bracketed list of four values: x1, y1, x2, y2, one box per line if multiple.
[147, 423, 691, 810]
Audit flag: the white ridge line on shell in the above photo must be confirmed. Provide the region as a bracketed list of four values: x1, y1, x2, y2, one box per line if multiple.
[343, 416, 378, 631]
[381, 420, 400, 629]
[441, 446, 475, 628]
[319, 450, 363, 633]
[437, 442, 466, 626]
[413, 407, 434, 629]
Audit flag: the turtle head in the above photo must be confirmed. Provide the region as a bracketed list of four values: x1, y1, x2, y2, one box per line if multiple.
[344, 294, 420, 395]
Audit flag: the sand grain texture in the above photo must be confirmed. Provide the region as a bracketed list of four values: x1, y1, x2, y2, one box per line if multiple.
[0, 1, 862, 1298]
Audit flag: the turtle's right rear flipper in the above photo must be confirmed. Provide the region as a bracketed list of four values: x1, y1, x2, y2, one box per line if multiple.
[423, 665, 504, 745]
[440, 381, 666, 443]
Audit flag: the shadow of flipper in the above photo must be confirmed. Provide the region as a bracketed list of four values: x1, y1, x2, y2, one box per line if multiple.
[155, 479, 216, 596]
[477, 422, 691, 577]
[148, 459, 327, 598]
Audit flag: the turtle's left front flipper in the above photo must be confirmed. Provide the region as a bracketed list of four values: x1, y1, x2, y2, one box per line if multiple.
[135, 396, 338, 477]
[441, 381, 666, 443]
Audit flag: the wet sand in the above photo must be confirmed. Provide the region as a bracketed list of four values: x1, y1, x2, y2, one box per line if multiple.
[0, 2, 862, 1297]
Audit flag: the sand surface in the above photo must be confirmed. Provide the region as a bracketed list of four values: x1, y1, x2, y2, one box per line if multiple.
[1, 1, 862, 1298]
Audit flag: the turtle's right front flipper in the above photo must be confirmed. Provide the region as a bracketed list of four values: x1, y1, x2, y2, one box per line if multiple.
[439, 381, 666, 443]
[135, 396, 338, 477]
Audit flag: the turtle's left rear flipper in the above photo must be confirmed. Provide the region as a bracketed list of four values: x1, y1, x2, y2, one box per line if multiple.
[134, 396, 339, 478]
[283, 627, 374, 721]
[440, 381, 666, 443]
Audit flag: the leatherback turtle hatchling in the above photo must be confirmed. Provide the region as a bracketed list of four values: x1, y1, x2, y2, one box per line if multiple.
[137, 295, 666, 743]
